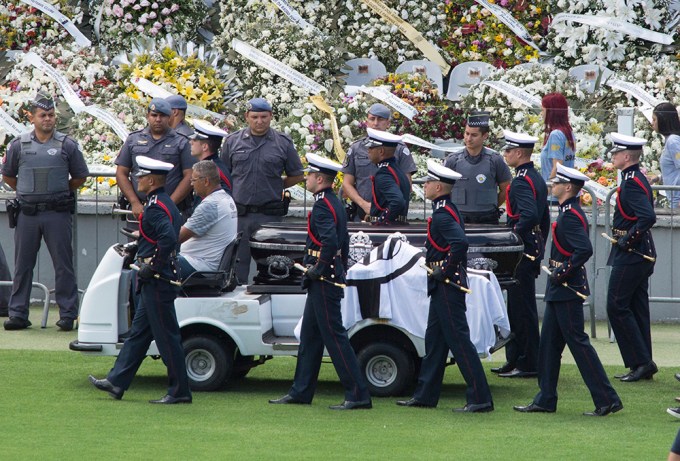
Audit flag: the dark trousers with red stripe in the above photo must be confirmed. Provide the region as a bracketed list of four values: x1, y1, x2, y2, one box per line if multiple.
[534, 299, 619, 411]
[107, 278, 191, 399]
[505, 259, 540, 372]
[413, 283, 492, 407]
[607, 262, 654, 369]
[289, 281, 370, 403]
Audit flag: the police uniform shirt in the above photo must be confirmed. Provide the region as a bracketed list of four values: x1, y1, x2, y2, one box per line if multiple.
[115, 126, 194, 201]
[342, 139, 416, 201]
[607, 163, 657, 266]
[444, 147, 511, 213]
[174, 120, 195, 138]
[3, 131, 89, 203]
[220, 127, 303, 206]
[545, 196, 591, 302]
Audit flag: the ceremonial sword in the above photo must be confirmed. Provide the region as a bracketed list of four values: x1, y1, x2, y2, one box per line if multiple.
[420, 264, 473, 294]
[130, 264, 182, 286]
[600, 233, 656, 262]
[541, 266, 588, 300]
[293, 263, 347, 289]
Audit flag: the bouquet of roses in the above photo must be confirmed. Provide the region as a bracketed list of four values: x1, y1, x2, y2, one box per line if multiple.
[97, 0, 205, 53]
[0, 0, 83, 51]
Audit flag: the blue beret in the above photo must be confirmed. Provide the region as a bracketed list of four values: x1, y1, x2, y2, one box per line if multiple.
[148, 98, 172, 116]
[367, 103, 391, 120]
[246, 98, 273, 112]
[166, 95, 188, 110]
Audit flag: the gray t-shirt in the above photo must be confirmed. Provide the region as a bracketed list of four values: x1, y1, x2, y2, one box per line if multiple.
[181, 189, 238, 272]
[342, 138, 416, 201]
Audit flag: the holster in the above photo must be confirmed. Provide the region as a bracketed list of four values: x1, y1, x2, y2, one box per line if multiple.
[117, 194, 130, 221]
[6, 199, 19, 228]
[346, 202, 357, 222]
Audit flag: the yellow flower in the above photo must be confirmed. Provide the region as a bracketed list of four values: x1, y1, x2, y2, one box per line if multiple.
[103, 155, 111, 161]
[494, 34, 503, 43]
[108, 179, 117, 187]
[97, 177, 104, 184]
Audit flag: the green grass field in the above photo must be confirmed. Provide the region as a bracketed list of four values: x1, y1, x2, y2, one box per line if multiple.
[1, 316, 679, 460]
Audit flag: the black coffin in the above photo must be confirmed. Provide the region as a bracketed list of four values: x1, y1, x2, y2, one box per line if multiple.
[249, 221, 523, 289]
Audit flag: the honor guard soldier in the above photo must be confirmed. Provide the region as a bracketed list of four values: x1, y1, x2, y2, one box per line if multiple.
[2, 92, 89, 331]
[397, 159, 494, 413]
[444, 111, 512, 224]
[495, 131, 548, 378]
[342, 103, 417, 221]
[220, 97, 304, 284]
[514, 165, 623, 416]
[606, 133, 658, 382]
[269, 153, 372, 410]
[166, 95, 194, 138]
[364, 127, 411, 225]
[189, 119, 232, 195]
[116, 98, 195, 219]
[89, 156, 192, 404]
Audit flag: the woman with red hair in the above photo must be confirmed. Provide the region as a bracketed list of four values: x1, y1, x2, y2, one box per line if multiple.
[540, 93, 576, 204]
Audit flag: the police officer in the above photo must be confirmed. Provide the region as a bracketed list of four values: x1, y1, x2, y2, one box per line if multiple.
[364, 128, 410, 225]
[220, 98, 304, 284]
[444, 111, 512, 224]
[269, 153, 372, 410]
[2, 92, 89, 331]
[342, 103, 417, 221]
[496, 131, 549, 378]
[189, 119, 232, 195]
[397, 159, 493, 412]
[606, 133, 658, 382]
[514, 164, 623, 416]
[89, 156, 192, 404]
[166, 95, 194, 138]
[115, 98, 194, 219]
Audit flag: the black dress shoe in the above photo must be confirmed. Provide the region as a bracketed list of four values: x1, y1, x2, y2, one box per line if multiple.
[453, 402, 494, 413]
[149, 394, 192, 404]
[396, 398, 435, 408]
[614, 369, 632, 379]
[88, 375, 123, 400]
[583, 400, 623, 416]
[498, 368, 538, 378]
[268, 394, 309, 405]
[329, 399, 372, 410]
[675, 373, 680, 383]
[620, 362, 658, 382]
[3, 317, 32, 330]
[490, 362, 514, 374]
[513, 403, 555, 413]
[56, 318, 74, 332]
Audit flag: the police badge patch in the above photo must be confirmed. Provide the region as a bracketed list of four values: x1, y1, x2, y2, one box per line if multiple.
[476, 174, 487, 183]
[47, 148, 58, 156]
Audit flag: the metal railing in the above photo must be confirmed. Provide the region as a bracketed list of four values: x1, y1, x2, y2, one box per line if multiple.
[601, 185, 680, 338]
